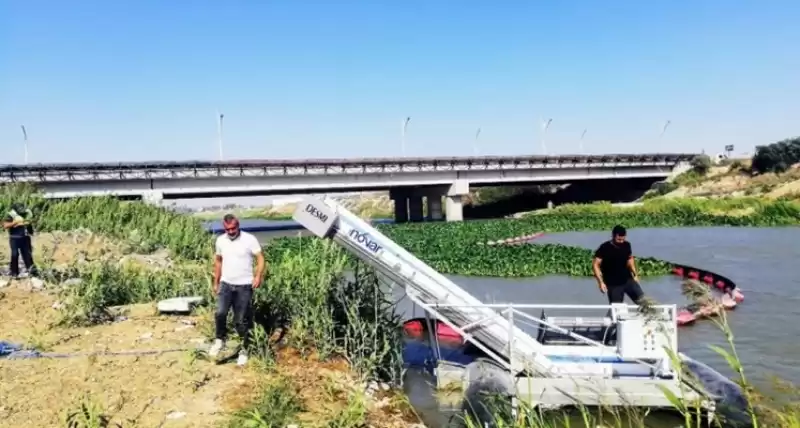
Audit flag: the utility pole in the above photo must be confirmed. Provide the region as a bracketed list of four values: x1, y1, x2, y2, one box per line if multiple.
[401, 117, 411, 156]
[20, 125, 28, 164]
[217, 112, 224, 161]
[660, 120, 671, 144]
[579, 128, 587, 154]
[540, 118, 553, 155]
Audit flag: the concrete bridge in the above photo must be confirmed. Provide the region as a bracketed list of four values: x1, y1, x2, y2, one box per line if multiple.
[0, 153, 694, 222]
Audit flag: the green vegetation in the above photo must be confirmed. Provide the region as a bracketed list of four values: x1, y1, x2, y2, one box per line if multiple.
[192, 207, 293, 221]
[1, 184, 402, 426]
[191, 194, 395, 222]
[383, 197, 798, 253]
[3, 183, 211, 259]
[5, 182, 800, 426]
[690, 153, 713, 176]
[377, 240, 671, 278]
[225, 375, 305, 428]
[752, 136, 800, 174]
[375, 197, 800, 277]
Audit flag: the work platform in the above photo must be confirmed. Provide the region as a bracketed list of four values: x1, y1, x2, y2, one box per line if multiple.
[292, 196, 744, 421]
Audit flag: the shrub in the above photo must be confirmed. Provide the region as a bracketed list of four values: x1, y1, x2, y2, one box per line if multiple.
[690, 154, 713, 176]
[751, 137, 800, 174]
[651, 181, 679, 196]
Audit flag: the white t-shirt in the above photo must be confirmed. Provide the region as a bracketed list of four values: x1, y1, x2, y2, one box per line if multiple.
[215, 232, 262, 285]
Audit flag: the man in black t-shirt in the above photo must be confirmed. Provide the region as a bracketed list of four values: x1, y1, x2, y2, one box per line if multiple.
[2, 203, 39, 278]
[592, 225, 644, 304]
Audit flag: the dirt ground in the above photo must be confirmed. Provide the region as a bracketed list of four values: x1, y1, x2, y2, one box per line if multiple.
[667, 163, 800, 199]
[0, 281, 418, 428]
[0, 284, 257, 428]
[0, 230, 175, 271]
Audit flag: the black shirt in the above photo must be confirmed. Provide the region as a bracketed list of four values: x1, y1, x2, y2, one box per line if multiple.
[3, 211, 33, 239]
[594, 240, 633, 287]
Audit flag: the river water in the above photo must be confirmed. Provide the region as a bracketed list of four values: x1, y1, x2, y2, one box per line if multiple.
[244, 222, 800, 426]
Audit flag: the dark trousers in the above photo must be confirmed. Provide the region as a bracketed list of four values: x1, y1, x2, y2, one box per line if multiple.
[215, 282, 254, 349]
[9, 236, 38, 277]
[607, 279, 645, 304]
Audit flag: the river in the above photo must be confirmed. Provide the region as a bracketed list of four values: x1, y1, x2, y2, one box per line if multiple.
[224, 220, 800, 426]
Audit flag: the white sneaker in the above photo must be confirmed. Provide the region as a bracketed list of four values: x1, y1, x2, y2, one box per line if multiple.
[236, 350, 248, 367]
[208, 339, 225, 357]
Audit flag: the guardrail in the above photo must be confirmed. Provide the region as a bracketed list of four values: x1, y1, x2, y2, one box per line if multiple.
[0, 153, 695, 183]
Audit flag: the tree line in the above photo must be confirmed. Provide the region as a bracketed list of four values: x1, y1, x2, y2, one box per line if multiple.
[751, 136, 800, 173]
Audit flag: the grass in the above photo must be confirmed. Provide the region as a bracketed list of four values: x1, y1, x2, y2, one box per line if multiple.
[190, 193, 395, 222]
[1, 184, 406, 426]
[225, 374, 305, 428]
[4, 183, 798, 427]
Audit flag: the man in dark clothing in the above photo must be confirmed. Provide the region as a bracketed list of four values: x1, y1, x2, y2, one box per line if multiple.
[2, 203, 39, 278]
[592, 225, 644, 304]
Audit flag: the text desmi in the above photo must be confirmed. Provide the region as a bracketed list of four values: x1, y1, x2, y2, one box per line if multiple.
[305, 204, 329, 223]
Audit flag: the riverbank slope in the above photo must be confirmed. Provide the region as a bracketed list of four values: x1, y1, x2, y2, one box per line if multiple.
[0, 187, 416, 427]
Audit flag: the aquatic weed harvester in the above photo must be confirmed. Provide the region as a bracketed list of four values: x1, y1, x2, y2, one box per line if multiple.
[293, 196, 748, 423]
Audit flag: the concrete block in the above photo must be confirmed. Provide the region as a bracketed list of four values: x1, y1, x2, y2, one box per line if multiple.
[157, 296, 204, 314]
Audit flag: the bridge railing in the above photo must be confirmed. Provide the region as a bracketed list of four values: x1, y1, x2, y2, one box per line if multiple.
[0, 153, 695, 183]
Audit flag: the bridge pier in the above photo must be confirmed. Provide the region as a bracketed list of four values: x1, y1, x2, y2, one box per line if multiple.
[142, 191, 164, 206]
[390, 189, 410, 223]
[426, 193, 443, 221]
[419, 181, 469, 222]
[444, 180, 469, 222]
[408, 195, 424, 222]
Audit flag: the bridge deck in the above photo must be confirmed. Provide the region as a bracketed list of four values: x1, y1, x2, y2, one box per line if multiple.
[1, 153, 694, 184]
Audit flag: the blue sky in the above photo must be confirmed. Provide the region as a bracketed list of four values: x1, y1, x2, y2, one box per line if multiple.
[1, 0, 799, 164]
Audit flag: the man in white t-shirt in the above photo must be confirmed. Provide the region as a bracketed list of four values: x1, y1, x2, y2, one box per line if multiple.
[209, 214, 265, 366]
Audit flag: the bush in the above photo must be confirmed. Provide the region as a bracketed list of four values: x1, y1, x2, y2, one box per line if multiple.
[650, 181, 678, 196]
[690, 154, 713, 176]
[751, 137, 800, 174]
[728, 159, 746, 173]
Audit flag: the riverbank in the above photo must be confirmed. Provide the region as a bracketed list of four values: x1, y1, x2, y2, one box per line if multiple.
[192, 192, 395, 222]
[656, 158, 800, 200]
[0, 186, 416, 427]
[3, 185, 800, 427]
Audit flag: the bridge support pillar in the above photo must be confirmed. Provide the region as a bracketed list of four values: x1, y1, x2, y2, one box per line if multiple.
[445, 180, 469, 222]
[408, 195, 424, 222]
[426, 193, 443, 221]
[142, 191, 164, 206]
[390, 188, 409, 223]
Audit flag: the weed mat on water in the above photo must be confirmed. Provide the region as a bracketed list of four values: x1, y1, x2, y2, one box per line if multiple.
[0, 288, 257, 428]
